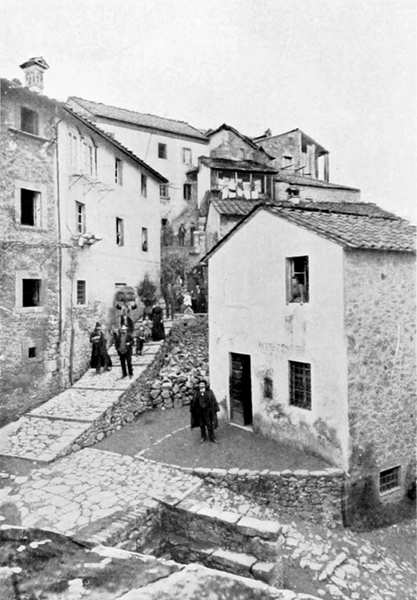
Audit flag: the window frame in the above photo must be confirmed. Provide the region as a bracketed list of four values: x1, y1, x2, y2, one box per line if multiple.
[183, 183, 192, 201]
[20, 106, 39, 135]
[75, 201, 86, 234]
[141, 227, 148, 252]
[22, 278, 42, 308]
[20, 188, 41, 227]
[115, 158, 123, 185]
[159, 183, 169, 198]
[116, 217, 124, 246]
[289, 361, 311, 410]
[286, 255, 309, 303]
[182, 147, 192, 164]
[76, 280, 87, 305]
[158, 142, 167, 159]
[141, 173, 148, 197]
[379, 466, 401, 495]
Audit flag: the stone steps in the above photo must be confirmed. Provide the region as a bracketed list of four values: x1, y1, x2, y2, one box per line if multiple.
[0, 322, 172, 462]
[157, 497, 284, 587]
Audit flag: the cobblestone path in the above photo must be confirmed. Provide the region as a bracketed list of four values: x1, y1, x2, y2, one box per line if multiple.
[0, 322, 172, 462]
[0, 447, 201, 536]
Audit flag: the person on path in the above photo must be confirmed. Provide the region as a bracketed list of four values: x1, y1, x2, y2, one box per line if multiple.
[113, 324, 134, 378]
[177, 223, 186, 247]
[134, 319, 146, 356]
[89, 322, 112, 374]
[190, 380, 220, 443]
[151, 304, 165, 341]
[182, 290, 192, 313]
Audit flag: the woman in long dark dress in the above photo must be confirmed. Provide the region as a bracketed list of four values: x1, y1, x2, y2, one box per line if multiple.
[151, 305, 165, 341]
[90, 322, 112, 373]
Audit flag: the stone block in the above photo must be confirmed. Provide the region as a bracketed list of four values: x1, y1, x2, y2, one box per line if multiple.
[196, 506, 240, 525]
[237, 516, 281, 540]
[211, 548, 257, 575]
[251, 560, 283, 586]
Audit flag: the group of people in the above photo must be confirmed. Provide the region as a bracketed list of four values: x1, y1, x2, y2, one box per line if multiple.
[90, 305, 165, 379]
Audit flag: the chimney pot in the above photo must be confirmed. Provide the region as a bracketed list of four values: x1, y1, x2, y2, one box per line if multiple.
[19, 57, 49, 93]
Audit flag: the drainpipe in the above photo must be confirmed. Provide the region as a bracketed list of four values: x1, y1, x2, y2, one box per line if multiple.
[54, 114, 64, 387]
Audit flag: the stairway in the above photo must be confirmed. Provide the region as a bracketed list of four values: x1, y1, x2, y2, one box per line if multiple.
[0, 322, 172, 462]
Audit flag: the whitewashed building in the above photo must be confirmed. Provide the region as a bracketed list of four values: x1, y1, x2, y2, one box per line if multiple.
[204, 201, 416, 510]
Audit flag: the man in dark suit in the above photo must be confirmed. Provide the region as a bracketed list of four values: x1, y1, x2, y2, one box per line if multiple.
[113, 324, 134, 378]
[190, 380, 220, 443]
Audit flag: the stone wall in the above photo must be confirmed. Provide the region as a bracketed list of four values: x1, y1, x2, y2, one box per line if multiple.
[144, 316, 208, 408]
[344, 249, 416, 515]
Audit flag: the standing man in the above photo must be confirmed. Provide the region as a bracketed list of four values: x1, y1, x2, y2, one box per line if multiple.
[113, 324, 134, 378]
[178, 223, 186, 247]
[190, 380, 220, 443]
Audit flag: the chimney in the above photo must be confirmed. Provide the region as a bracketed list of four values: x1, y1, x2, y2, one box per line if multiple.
[19, 57, 49, 93]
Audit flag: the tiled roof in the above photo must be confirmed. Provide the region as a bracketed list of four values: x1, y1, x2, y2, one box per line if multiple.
[267, 203, 416, 252]
[211, 199, 262, 216]
[275, 173, 360, 192]
[67, 96, 208, 141]
[201, 201, 415, 263]
[200, 156, 277, 173]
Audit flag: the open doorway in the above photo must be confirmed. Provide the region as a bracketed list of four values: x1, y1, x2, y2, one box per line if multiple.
[229, 352, 252, 426]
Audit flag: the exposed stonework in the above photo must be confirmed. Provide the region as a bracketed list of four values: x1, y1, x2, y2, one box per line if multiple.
[344, 249, 416, 514]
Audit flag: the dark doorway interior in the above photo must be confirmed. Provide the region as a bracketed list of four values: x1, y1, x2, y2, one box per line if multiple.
[229, 352, 252, 426]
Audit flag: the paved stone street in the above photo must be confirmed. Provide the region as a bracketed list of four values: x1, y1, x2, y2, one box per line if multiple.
[0, 324, 171, 462]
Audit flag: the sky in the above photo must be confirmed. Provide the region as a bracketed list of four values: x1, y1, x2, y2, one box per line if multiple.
[1, 0, 416, 221]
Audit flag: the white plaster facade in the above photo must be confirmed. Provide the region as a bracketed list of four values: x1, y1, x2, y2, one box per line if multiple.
[208, 209, 349, 469]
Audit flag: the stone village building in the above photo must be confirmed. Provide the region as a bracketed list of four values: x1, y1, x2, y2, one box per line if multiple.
[203, 200, 416, 514]
[0, 59, 167, 425]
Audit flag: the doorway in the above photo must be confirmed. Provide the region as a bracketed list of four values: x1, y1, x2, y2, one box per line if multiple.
[229, 352, 252, 426]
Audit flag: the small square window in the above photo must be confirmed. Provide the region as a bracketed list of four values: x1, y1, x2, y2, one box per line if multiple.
[160, 183, 169, 198]
[76, 201, 86, 234]
[287, 256, 309, 303]
[182, 147, 192, 164]
[116, 217, 124, 246]
[183, 183, 192, 201]
[20, 106, 39, 135]
[141, 174, 147, 197]
[158, 143, 167, 159]
[28, 346, 37, 358]
[379, 466, 401, 494]
[20, 188, 41, 226]
[289, 361, 311, 410]
[141, 227, 148, 252]
[22, 279, 42, 307]
[76, 280, 86, 305]
[115, 158, 123, 185]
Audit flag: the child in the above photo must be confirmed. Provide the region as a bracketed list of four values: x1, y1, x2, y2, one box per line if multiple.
[135, 319, 146, 356]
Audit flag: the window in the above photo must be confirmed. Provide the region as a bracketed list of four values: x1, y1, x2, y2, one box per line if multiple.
[76, 280, 86, 305]
[182, 147, 192, 164]
[141, 227, 148, 252]
[287, 256, 309, 303]
[76, 202, 86, 234]
[282, 155, 293, 168]
[20, 189, 41, 226]
[160, 183, 169, 198]
[264, 376, 273, 399]
[141, 174, 147, 197]
[289, 361, 311, 410]
[115, 158, 123, 185]
[28, 346, 37, 359]
[82, 139, 96, 176]
[20, 106, 39, 135]
[379, 466, 401, 494]
[116, 217, 124, 246]
[22, 279, 42, 307]
[158, 143, 167, 159]
[183, 183, 192, 201]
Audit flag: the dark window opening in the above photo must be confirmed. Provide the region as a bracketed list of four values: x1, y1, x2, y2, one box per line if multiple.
[76, 201, 85, 233]
[20, 189, 40, 226]
[287, 256, 309, 303]
[116, 218, 124, 246]
[183, 183, 192, 201]
[141, 174, 147, 197]
[141, 227, 148, 252]
[289, 361, 311, 410]
[264, 376, 273, 399]
[159, 183, 168, 198]
[76, 280, 86, 305]
[379, 466, 401, 493]
[161, 218, 168, 226]
[20, 106, 39, 135]
[28, 346, 37, 358]
[115, 158, 123, 185]
[22, 279, 41, 307]
[158, 143, 167, 159]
